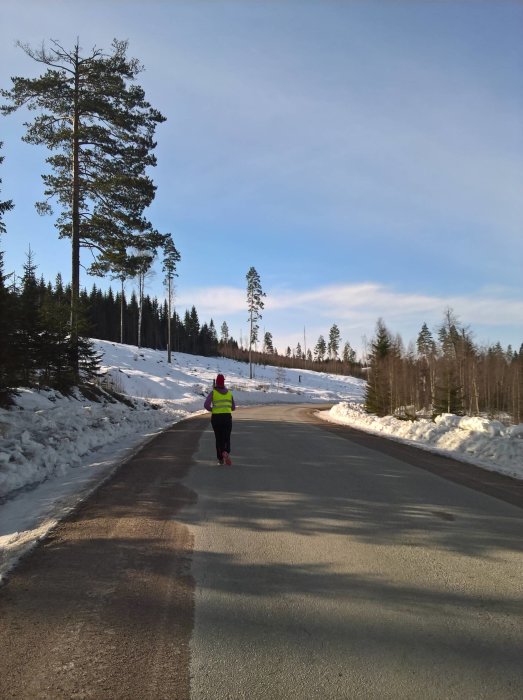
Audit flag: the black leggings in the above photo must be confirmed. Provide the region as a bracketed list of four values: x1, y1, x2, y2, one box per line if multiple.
[211, 413, 232, 459]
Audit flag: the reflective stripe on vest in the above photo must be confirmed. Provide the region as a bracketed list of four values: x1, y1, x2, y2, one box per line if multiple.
[211, 389, 233, 414]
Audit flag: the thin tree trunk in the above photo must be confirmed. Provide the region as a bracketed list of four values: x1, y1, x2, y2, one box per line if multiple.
[120, 278, 124, 344]
[249, 310, 253, 379]
[70, 44, 81, 376]
[167, 276, 172, 363]
[138, 272, 143, 348]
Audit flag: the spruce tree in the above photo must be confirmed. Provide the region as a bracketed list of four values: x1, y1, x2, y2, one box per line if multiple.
[39, 278, 74, 390]
[314, 335, 326, 362]
[434, 309, 464, 416]
[263, 331, 274, 354]
[416, 322, 437, 411]
[417, 322, 436, 357]
[183, 307, 200, 354]
[1, 39, 166, 374]
[15, 247, 42, 385]
[365, 318, 393, 416]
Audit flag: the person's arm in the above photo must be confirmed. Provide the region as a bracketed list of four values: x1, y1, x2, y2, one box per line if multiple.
[204, 392, 213, 411]
[231, 395, 236, 411]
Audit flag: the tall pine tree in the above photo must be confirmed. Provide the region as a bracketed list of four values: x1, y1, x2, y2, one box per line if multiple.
[1, 39, 166, 375]
[162, 235, 181, 363]
[246, 267, 266, 379]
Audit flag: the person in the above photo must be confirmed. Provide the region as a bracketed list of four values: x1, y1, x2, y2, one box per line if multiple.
[204, 374, 236, 465]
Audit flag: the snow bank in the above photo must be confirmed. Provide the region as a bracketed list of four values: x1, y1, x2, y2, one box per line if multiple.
[321, 402, 523, 480]
[0, 389, 186, 499]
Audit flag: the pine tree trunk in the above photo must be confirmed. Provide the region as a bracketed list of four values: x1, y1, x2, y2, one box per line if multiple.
[120, 279, 124, 344]
[167, 276, 172, 364]
[138, 273, 143, 348]
[70, 47, 81, 377]
[249, 310, 253, 379]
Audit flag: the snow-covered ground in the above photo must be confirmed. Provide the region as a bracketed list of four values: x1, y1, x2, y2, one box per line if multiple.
[1, 339, 521, 582]
[320, 402, 523, 479]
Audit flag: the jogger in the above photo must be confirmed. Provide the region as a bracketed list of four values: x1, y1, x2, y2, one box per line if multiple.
[204, 374, 236, 464]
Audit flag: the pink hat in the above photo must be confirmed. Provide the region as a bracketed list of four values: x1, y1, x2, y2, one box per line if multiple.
[216, 374, 225, 388]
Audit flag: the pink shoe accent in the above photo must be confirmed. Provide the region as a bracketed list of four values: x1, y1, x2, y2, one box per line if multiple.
[223, 451, 232, 465]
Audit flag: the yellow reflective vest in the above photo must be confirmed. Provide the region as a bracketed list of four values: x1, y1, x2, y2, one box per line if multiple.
[211, 389, 233, 414]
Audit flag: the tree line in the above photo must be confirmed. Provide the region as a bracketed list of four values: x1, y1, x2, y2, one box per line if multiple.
[0, 250, 220, 398]
[0, 245, 362, 402]
[365, 312, 522, 424]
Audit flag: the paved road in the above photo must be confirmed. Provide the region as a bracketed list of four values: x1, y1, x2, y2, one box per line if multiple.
[0, 418, 202, 700]
[185, 405, 523, 699]
[0, 404, 521, 699]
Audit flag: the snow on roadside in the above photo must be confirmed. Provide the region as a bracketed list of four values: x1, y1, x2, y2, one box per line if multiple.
[319, 401, 523, 480]
[0, 388, 189, 498]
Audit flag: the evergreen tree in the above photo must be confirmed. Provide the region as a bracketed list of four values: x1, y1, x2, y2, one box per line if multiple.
[39, 277, 74, 389]
[184, 306, 200, 354]
[416, 321, 437, 411]
[162, 235, 181, 363]
[2, 38, 166, 374]
[246, 266, 266, 379]
[328, 324, 341, 360]
[314, 335, 326, 362]
[220, 321, 230, 345]
[126, 291, 139, 345]
[14, 247, 42, 385]
[209, 319, 218, 345]
[199, 322, 218, 356]
[342, 341, 356, 365]
[417, 322, 436, 357]
[365, 318, 393, 416]
[263, 331, 274, 354]
[434, 309, 464, 416]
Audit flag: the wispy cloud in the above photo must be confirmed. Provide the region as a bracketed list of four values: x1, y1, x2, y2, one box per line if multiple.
[176, 281, 523, 353]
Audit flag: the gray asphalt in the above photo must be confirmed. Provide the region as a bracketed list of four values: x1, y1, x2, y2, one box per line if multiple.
[184, 405, 523, 699]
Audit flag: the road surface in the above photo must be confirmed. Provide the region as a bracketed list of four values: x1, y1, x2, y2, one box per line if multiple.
[0, 404, 521, 699]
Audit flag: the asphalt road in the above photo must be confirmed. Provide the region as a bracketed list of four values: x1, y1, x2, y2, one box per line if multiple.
[0, 404, 521, 699]
[186, 405, 523, 699]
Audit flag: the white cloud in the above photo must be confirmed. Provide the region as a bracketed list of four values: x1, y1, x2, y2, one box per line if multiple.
[176, 281, 523, 356]
[176, 286, 246, 316]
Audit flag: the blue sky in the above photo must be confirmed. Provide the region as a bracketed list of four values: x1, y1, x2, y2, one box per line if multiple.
[1, 0, 522, 357]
